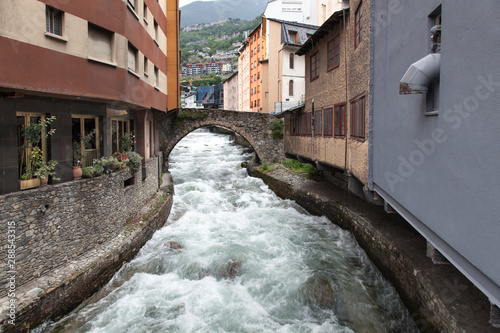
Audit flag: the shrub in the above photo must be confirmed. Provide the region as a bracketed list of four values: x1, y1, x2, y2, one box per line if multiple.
[94, 156, 121, 173]
[82, 166, 94, 178]
[282, 159, 320, 179]
[126, 151, 143, 174]
[259, 161, 271, 172]
[270, 119, 284, 140]
[93, 163, 104, 176]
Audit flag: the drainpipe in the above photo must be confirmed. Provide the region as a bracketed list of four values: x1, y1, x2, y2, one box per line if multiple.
[342, 4, 348, 174]
[311, 98, 315, 161]
[399, 53, 441, 95]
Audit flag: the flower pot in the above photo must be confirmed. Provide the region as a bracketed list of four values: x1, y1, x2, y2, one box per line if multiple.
[40, 177, 48, 187]
[73, 166, 83, 180]
[20, 178, 40, 190]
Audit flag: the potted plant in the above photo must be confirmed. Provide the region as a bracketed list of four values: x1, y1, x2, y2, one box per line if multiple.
[73, 129, 95, 179]
[19, 116, 56, 190]
[34, 160, 60, 186]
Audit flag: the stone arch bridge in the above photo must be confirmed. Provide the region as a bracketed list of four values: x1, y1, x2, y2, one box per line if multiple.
[158, 108, 284, 164]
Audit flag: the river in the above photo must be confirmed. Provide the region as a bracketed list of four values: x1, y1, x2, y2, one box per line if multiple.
[45, 129, 418, 333]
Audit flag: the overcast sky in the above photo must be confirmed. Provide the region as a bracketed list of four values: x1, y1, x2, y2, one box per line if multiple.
[179, 0, 213, 8]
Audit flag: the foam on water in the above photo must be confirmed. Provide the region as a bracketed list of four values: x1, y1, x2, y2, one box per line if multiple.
[47, 129, 417, 333]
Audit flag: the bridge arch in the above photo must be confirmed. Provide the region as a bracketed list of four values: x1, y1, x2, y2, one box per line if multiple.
[158, 109, 283, 165]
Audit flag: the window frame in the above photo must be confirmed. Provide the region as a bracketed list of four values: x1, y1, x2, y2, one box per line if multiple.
[354, 1, 363, 49]
[334, 103, 346, 137]
[289, 53, 294, 69]
[289, 80, 294, 96]
[314, 109, 322, 136]
[323, 107, 333, 137]
[310, 51, 319, 81]
[350, 95, 366, 140]
[45, 6, 63, 37]
[327, 34, 340, 70]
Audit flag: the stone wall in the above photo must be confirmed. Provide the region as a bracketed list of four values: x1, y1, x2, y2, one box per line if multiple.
[0, 157, 160, 297]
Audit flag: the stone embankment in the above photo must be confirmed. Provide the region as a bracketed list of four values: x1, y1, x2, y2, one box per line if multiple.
[0, 159, 174, 332]
[247, 163, 499, 333]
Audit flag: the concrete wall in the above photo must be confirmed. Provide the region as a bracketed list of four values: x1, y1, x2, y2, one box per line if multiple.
[0, 156, 160, 296]
[371, 0, 500, 306]
[223, 72, 238, 111]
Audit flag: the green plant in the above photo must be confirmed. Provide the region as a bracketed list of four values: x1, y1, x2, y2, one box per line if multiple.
[34, 160, 60, 181]
[282, 159, 320, 179]
[19, 116, 56, 180]
[94, 156, 121, 174]
[120, 132, 134, 153]
[82, 166, 94, 178]
[270, 119, 284, 139]
[126, 151, 143, 174]
[259, 161, 272, 172]
[73, 129, 95, 166]
[93, 163, 104, 176]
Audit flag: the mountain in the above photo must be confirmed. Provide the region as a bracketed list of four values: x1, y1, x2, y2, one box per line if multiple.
[180, 0, 270, 27]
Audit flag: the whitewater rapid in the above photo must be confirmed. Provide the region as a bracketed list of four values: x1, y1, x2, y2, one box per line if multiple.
[47, 129, 417, 333]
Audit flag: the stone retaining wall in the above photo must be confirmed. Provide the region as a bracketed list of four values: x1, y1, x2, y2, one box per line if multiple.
[0, 157, 160, 297]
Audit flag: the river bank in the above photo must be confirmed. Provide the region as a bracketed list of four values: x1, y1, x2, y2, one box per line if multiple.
[246, 162, 498, 333]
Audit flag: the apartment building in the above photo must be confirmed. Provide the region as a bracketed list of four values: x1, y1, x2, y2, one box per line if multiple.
[237, 40, 251, 112]
[262, 18, 317, 114]
[280, 1, 370, 190]
[249, 25, 264, 112]
[0, 0, 180, 194]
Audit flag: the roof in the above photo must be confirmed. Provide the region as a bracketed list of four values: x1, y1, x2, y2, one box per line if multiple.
[267, 17, 319, 30]
[275, 104, 304, 118]
[296, 8, 349, 55]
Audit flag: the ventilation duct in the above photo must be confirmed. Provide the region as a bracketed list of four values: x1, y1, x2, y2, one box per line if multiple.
[399, 53, 441, 95]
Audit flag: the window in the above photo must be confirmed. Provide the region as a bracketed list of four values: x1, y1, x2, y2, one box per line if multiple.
[46, 6, 63, 36]
[323, 107, 333, 136]
[72, 115, 100, 167]
[334, 103, 346, 136]
[258, 99, 260, 106]
[143, 3, 148, 23]
[289, 80, 294, 96]
[251, 101, 253, 107]
[289, 31, 298, 43]
[17, 113, 47, 180]
[127, 0, 137, 10]
[310, 52, 319, 80]
[154, 66, 159, 87]
[88, 23, 114, 63]
[128, 43, 139, 73]
[354, 1, 363, 49]
[111, 118, 133, 154]
[328, 35, 340, 70]
[154, 20, 159, 42]
[350, 96, 365, 139]
[144, 57, 149, 76]
[258, 45, 260, 52]
[289, 53, 294, 69]
[315, 110, 322, 135]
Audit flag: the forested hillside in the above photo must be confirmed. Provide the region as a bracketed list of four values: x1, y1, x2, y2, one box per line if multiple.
[180, 0, 268, 27]
[180, 17, 261, 66]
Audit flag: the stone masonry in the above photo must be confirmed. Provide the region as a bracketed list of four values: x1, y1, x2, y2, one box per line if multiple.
[158, 108, 284, 163]
[0, 157, 160, 298]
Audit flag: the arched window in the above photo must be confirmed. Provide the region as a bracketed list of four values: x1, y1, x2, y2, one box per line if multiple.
[289, 53, 294, 69]
[289, 80, 294, 96]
